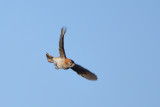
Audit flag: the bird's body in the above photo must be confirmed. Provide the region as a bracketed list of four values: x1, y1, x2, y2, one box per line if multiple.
[53, 57, 66, 69]
[51, 57, 73, 69]
[46, 27, 98, 81]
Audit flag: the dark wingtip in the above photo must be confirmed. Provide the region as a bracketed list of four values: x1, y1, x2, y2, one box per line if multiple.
[87, 73, 98, 81]
[93, 76, 98, 81]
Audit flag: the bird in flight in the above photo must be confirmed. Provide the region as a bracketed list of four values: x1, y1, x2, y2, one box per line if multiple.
[46, 27, 97, 81]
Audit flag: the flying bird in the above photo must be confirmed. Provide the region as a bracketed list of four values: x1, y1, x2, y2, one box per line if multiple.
[46, 27, 97, 81]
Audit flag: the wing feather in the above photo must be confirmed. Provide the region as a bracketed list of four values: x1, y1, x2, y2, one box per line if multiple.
[71, 64, 98, 81]
[59, 27, 67, 58]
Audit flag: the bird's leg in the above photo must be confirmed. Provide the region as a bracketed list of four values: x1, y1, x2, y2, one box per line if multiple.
[55, 66, 59, 69]
[54, 62, 59, 69]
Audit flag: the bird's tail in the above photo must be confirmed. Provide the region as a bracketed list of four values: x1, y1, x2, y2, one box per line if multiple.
[46, 53, 54, 63]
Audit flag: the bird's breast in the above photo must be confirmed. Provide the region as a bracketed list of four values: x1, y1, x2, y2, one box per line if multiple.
[53, 57, 69, 69]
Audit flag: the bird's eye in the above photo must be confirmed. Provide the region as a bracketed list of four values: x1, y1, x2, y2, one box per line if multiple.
[71, 60, 74, 63]
[69, 60, 74, 66]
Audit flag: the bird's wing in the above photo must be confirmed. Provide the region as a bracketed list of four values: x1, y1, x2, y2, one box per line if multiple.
[71, 64, 98, 81]
[46, 53, 54, 63]
[59, 27, 67, 58]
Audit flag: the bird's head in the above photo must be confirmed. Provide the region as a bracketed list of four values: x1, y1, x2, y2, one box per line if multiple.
[65, 59, 75, 67]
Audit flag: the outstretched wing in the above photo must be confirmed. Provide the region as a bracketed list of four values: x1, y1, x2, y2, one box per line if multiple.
[59, 27, 67, 58]
[71, 64, 98, 81]
[46, 53, 54, 63]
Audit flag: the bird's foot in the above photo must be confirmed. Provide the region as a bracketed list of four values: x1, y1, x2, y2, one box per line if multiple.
[55, 66, 59, 69]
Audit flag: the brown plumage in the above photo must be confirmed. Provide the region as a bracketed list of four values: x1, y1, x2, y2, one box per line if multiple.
[46, 27, 98, 81]
[71, 64, 97, 80]
[59, 28, 66, 58]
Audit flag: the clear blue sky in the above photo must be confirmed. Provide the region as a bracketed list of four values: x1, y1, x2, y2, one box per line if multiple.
[0, 0, 160, 107]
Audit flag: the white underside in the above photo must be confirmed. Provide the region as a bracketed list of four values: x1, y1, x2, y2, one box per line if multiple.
[53, 57, 67, 69]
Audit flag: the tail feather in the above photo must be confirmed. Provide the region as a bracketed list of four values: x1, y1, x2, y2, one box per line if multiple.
[46, 53, 54, 63]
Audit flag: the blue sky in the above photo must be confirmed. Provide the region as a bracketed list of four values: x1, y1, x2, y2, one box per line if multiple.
[0, 0, 160, 107]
